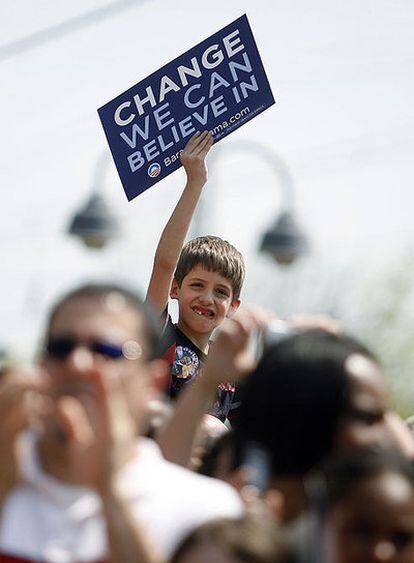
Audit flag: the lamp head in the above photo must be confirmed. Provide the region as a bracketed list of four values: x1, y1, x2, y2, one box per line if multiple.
[260, 211, 307, 265]
[68, 194, 119, 249]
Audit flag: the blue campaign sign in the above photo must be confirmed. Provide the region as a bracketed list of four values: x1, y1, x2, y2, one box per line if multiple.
[98, 14, 275, 201]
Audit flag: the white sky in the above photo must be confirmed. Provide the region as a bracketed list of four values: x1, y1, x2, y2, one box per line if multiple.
[1, 0, 413, 358]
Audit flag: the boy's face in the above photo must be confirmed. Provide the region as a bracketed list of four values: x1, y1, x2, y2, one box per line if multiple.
[170, 264, 240, 336]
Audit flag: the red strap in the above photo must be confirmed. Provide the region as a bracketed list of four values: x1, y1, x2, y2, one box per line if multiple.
[163, 342, 176, 365]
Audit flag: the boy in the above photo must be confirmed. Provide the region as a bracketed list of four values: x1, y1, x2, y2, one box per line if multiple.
[145, 130, 245, 421]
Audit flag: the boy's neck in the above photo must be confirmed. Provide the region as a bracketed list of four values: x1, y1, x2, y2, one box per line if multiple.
[176, 320, 210, 354]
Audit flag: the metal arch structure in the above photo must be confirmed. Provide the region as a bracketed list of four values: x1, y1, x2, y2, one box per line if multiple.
[209, 139, 296, 211]
[192, 138, 307, 264]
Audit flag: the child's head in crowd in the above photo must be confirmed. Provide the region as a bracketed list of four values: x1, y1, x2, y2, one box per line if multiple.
[174, 236, 245, 301]
[236, 330, 390, 478]
[170, 236, 245, 336]
[321, 448, 414, 563]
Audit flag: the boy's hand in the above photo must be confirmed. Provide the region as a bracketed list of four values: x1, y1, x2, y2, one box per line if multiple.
[180, 131, 214, 187]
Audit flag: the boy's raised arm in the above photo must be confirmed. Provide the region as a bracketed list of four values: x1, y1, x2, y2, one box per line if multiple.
[145, 131, 214, 314]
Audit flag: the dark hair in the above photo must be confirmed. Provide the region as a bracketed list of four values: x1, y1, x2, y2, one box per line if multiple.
[170, 516, 287, 563]
[198, 431, 236, 478]
[45, 283, 162, 360]
[235, 330, 377, 476]
[174, 235, 245, 300]
[322, 448, 414, 507]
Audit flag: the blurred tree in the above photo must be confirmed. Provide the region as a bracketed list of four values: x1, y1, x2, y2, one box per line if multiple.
[356, 249, 414, 417]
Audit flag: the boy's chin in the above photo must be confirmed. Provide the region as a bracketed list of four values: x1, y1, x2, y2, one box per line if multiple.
[190, 320, 217, 333]
[187, 315, 221, 334]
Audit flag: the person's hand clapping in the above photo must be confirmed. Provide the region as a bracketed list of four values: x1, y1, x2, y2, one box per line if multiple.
[200, 307, 270, 393]
[0, 365, 47, 497]
[42, 356, 137, 494]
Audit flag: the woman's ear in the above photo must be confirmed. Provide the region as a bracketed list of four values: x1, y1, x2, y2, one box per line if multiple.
[170, 279, 179, 300]
[226, 298, 241, 318]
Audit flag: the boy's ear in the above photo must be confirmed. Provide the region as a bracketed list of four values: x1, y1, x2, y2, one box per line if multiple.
[170, 279, 179, 300]
[226, 298, 241, 318]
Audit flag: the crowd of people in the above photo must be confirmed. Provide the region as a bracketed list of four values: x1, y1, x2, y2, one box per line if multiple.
[1, 131, 414, 563]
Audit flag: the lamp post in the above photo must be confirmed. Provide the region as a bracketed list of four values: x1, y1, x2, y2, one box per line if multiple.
[195, 139, 307, 265]
[68, 151, 120, 249]
[68, 140, 307, 262]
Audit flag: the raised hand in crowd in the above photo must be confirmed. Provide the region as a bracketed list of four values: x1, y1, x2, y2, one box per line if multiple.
[40, 355, 137, 491]
[157, 307, 269, 467]
[0, 365, 46, 505]
[157, 308, 346, 468]
[146, 131, 214, 316]
[39, 343, 160, 563]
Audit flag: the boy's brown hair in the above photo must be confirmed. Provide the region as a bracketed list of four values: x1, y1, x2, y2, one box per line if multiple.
[174, 235, 245, 300]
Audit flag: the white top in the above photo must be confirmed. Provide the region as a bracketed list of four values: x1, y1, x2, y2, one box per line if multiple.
[0, 432, 243, 562]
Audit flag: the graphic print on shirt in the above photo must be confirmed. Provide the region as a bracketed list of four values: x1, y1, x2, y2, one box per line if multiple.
[171, 345, 200, 380]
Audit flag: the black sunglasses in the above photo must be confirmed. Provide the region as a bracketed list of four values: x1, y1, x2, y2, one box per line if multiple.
[45, 337, 142, 361]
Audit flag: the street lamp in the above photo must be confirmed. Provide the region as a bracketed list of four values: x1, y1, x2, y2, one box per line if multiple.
[260, 211, 307, 265]
[197, 139, 307, 265]
[69, 140, 306, 261]
[67, 151, 120, 249]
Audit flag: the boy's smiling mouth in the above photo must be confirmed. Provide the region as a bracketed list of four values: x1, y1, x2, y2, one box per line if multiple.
[192, 306, 215, 318]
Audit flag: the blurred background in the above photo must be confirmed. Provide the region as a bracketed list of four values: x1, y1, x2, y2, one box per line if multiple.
[1, 0, 413, 411]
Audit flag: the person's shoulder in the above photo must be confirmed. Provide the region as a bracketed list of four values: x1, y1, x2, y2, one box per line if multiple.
[121, 439, 243, 558]
[136, 439, 242, 510]
[167, 457, 240, 501]
[160, 455, 244, 525]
